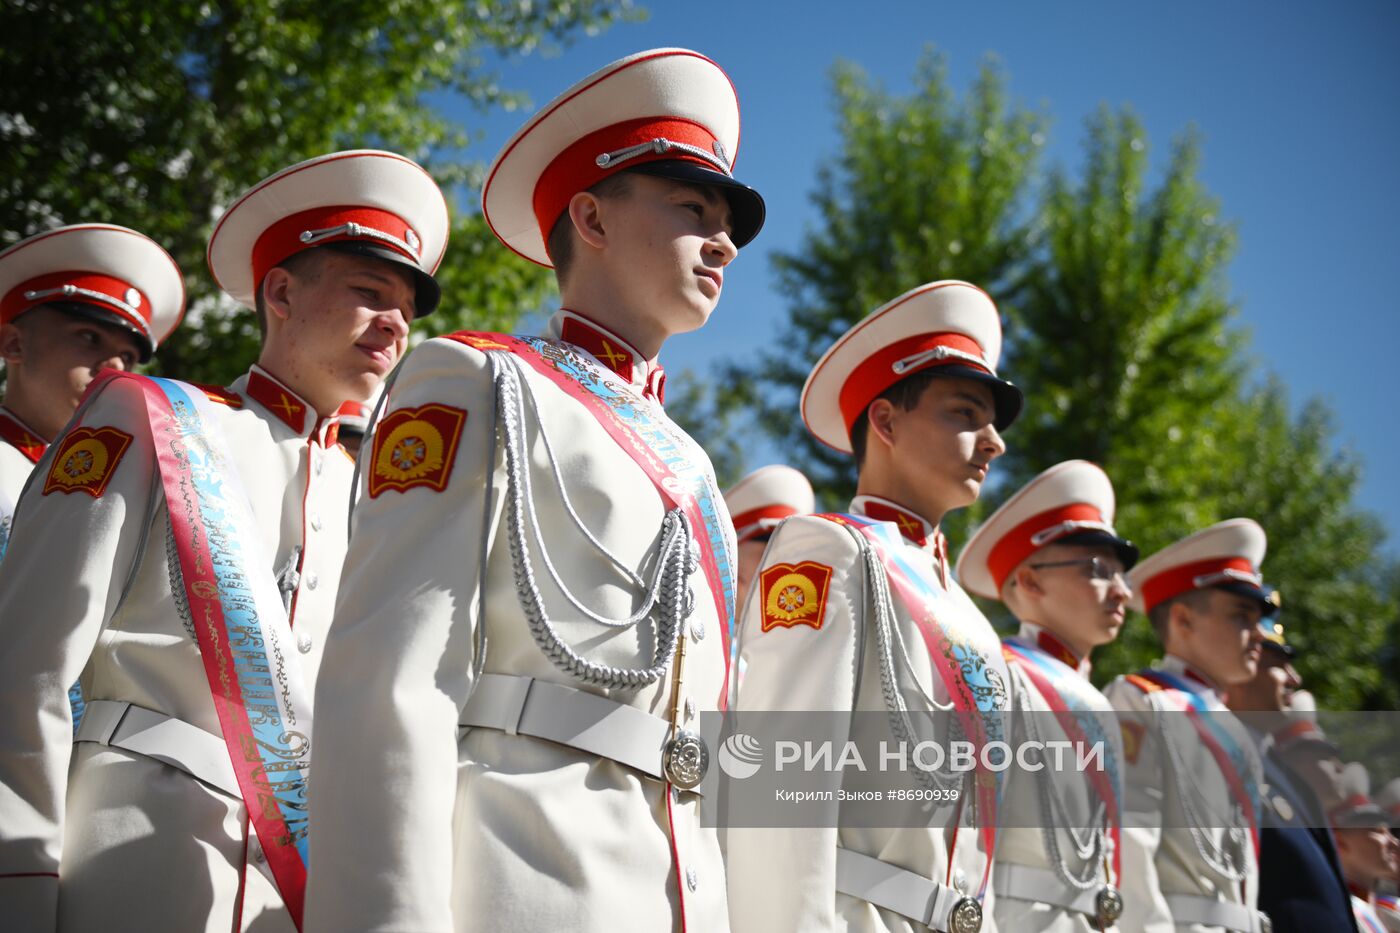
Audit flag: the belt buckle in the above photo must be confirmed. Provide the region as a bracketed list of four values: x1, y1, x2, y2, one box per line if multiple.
[948, 896, 982, 933]
[1095, 886, 1124, 926]
[663, 729, 709, 790]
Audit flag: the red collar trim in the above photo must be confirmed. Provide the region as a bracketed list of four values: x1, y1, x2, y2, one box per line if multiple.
[0, 407, 47, 463]
[1163, 654, 1220, 692]
[245, 368, 313, 435]
[1021, 623, 1088, 674]
[1349, 883, 1375, 903]
[853, 495, 934, 548]
[556, 310, 665, 402]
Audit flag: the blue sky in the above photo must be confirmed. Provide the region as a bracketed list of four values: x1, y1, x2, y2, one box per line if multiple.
[446, 0, 1400, 549]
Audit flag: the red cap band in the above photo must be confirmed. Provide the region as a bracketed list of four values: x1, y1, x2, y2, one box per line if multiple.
[1, 270, 150, 334]
[251, 206, 420, 295]
[533, 116, 721, 252]
[837, 332, 989, 436]
[731, 504, 800, 542]
[986, 503, 1107, 592]
[1139, 556, 1257, 614]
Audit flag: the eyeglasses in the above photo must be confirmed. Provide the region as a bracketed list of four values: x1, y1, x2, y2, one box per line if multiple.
[1028, 556, 1128, 585]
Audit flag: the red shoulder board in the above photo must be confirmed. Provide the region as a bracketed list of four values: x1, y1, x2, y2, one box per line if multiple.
[193, 383, 244, 409]
[43, 426, 133, 498]
[444, 330, 516, 354]
[1125, 673, 1165, 695]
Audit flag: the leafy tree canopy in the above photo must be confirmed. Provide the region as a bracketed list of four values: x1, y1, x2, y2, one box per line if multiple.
[0, 0, 638, 384]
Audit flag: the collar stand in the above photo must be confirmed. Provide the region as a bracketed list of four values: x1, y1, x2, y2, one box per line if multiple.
[552, 309, 664, 400]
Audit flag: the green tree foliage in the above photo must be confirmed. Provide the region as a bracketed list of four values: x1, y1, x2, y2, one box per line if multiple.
[0, 0, 636, 384]
[735, 51, 1045, 530]
[705, 52, 1396, 706]
[1007, 110, 1249, 673]
[1215, 380, 1399, 710]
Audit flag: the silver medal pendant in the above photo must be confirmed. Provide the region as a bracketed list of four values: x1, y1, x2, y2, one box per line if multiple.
[1095, 886, 1124, 925]
[663, 729, 709, 790]
[949, 896, 983, 933]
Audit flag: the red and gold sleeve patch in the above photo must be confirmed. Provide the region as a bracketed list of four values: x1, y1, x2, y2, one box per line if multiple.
[759, 561, 834, 633]
[43, 426, 133, 498]
[368, 403, 467, 498]
[1120, 720, 1146, 765]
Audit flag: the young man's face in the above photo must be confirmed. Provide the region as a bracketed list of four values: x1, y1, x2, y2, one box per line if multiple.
[882, 376, 1005, 512]
[1223, 648, 1300, 716]
[0, 306, 143, 436]
[1012, 542, 1130, 651]
[275, 250, 415, 406]
[1173, 588, 1265, 685]
[597, 173, 737, 335]
[1337, 823, 1400, 887]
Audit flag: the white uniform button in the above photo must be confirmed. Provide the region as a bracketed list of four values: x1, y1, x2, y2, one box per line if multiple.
[684, 697, 697, 721]
[314, 454, 323, 476]
[953, 868, 967, 893]
[685, 865, 698, 892]
[252, 841, 265, 864]
[306, 572, 319, 590]
[310, 512, 322, 532]
[671, 786, 682, 804]
[297, 632, 313, 654]
[690, 619, 705, 642]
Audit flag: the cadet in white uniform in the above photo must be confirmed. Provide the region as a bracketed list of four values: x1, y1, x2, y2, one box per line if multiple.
[724, 464, 817, 643]
[0, 224, 182, 556]
[957, 461, 1137, 932]
[1106, 520, 1274, 933]
[303, 49, 765, 933]
[0, 150, 448, 932]
[1333, 764, 1399, 933]
[727, 282, 1024, 933]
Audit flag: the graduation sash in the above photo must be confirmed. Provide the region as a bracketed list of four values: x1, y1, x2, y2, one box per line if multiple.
[108, 371, 314, 927]
[1003, 637, 1122, 882]
[445, 331, 737, 683]
[1128, 668, 1260, 859]
[817, 511, 1007, 897]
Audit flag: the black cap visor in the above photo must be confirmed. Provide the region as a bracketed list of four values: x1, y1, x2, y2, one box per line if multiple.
[920, 364, 1024, 431]
[1215, 580, 1280, 618]
[624, 160, 766, 249]
[319, 242, 441, 318]
[1057, 529, 1140, 572]
[43, 301, 155, 362]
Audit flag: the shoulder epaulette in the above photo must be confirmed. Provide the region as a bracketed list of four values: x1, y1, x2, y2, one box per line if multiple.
[192, 383, 244, 409]
[444, 330, 516, 354]
[1124, 672, 1165, 694]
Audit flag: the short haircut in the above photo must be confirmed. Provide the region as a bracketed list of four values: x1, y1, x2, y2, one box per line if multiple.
[546, 171, 636, 285]
[1147, 587, 1213, 644]
[252, 248, 327, 338]
[849, 370, 944, 466]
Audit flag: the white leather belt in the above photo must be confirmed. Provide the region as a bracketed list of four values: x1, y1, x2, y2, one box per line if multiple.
[993, 863, 1101, 917]
[834, 847, 980, 932]
[459, 673, 697, 794]
[73, 699, 240, 799]
[1165, 894, 1271, 933]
